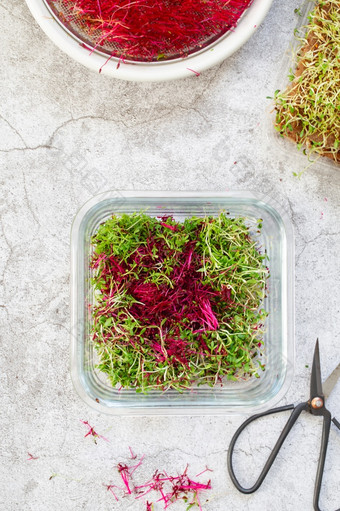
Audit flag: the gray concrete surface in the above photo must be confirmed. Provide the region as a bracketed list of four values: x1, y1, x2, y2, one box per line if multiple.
[1, 0, 340, 509]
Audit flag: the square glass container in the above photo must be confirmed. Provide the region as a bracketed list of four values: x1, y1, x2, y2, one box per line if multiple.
[71, 191, 294, 415]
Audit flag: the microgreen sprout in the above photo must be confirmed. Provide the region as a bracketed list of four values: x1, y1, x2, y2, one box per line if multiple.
[104, 484, 119, 501]
[90, 212, 269, 393]
[80, 420, 109, 443]
[129, 446, 137, 459]
[275, 0, 340, 163]
[105, 451, 212, 510]
[53, 0, 252, 62]
[195, 467, 213, 478]
[27, 453, 39, 461]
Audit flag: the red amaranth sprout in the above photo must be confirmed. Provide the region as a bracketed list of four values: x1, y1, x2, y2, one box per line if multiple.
[105, 451, 212, 510]
[53, 0, 253, 62]
[80, 420, 109, 443]
[117, 454, 145, 494]
[104, 484, 119, 501]
[91, 212, 269, 391]
[27, 452, 39, 461]
[195, 466, 213, 478]
[187, 68, 201, 77]
[117, 463, 133, 494]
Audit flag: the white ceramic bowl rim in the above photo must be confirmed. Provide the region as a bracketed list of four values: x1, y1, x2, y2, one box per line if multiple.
[25, 0, 273, 81]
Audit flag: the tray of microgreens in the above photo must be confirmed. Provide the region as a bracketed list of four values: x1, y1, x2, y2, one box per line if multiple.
[273, 0, 339, 166]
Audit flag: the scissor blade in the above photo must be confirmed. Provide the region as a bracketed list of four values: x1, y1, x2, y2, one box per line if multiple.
[310, 339, 323, 399]
[323, 362, 340, 400]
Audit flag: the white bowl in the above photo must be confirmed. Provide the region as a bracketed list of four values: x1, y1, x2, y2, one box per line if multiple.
[25, 0, 273, 81]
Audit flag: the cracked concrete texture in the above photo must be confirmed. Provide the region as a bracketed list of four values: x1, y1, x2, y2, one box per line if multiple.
[1, 0, 340, 510]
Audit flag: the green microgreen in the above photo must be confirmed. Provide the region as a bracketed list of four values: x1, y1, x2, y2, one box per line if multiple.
[90, 212, 269, 393]
[274, 0, 340, 163]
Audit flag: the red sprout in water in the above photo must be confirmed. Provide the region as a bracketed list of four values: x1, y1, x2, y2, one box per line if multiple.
[146, 502, 153, 511]
[80, 420, 109, 443]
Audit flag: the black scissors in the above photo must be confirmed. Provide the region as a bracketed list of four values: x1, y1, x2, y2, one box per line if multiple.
[228, 340, 340, 511]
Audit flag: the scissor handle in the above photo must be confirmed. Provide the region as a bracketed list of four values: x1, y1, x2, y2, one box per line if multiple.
[313, 409, 340, 511]
[228, 402, 309, 494]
